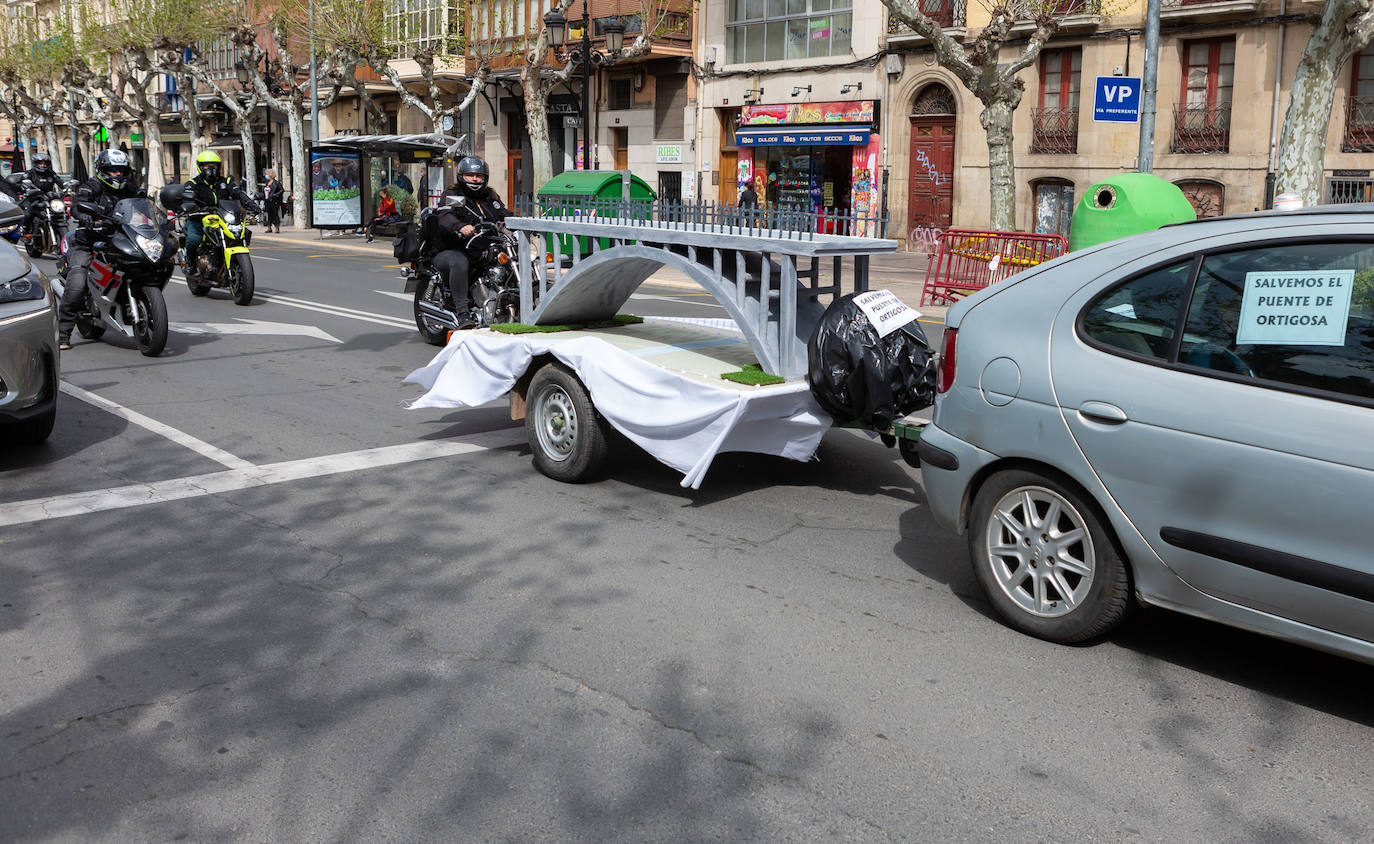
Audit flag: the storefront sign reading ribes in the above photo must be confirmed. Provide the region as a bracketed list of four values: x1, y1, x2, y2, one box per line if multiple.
[656, 144, 683, 163]
[1237, 270, 1354, 346]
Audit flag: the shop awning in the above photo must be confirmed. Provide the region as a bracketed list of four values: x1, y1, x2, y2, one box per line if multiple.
[735, 124, 871, 147]
[319, 133, 463, 155]
[206, 135, 243, 150]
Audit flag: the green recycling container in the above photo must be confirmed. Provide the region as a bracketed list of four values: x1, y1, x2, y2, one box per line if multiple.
[536, 171, 657, 257]
[1068, 173, 1196, 252]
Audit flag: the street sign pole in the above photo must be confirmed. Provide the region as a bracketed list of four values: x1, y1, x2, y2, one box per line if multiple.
[1138, 0, 1161, 172]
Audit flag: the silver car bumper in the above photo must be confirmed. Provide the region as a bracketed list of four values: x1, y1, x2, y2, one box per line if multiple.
[0, 304, 59, 421]
[917, 422, 1000, 535]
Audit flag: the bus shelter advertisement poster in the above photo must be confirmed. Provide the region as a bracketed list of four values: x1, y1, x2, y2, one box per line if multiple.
[310, 148, 363, 228]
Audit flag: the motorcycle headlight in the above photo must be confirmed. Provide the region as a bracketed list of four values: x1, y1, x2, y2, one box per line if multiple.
[48, 198, 66, 214]
[136, 234, 165, 260]
[227, 224, 244, 236]
[223, 212, 238, 225]
[0, 274, 44, 304]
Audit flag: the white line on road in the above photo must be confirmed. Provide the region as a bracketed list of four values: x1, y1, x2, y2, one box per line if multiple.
[59, 382, 255, 470]
[253, 255, 283, 261]
[0, 428, 527, 528]
[254, 292, 414, 329]
[374, 290, 413, 302]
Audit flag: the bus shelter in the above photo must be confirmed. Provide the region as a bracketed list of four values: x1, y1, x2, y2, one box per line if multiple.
[312, 133, 464, 230]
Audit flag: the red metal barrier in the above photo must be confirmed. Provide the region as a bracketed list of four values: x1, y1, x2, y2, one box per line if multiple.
[920, 228, 1068, 305]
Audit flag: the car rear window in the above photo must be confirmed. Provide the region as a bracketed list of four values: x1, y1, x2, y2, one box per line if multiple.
[1181, 242, 1374, 401]
[1081, 260, 1193, 359]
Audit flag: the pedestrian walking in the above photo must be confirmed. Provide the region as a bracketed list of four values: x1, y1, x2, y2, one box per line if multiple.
[738, 181, 759, 227]
[262, 169, 284, 233]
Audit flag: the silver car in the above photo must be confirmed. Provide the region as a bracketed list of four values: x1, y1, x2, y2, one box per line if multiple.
[0, 197, 59, 444]
[919, 205, 1374, 664]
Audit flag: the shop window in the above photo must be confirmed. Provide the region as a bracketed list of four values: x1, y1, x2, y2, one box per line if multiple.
[1345, 44, 1374, 152]
[1032, 48, 1080, 154]
[609, 78, 633, 111]
[1174, 38, 1234, 153]
[1033, 179, 1075, 237]
[1175, 179, 1224, 218]
[727, 0, 853, 63]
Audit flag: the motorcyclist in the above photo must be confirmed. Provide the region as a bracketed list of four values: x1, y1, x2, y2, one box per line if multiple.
[432, 156, 511, 329]
[179, 150, 261, 283]
[14, 152, 64, 235]
[57, 149, 143, 351]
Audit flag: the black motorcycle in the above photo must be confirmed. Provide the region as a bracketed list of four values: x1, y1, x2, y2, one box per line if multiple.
[54, 197, 175, 356]
[410, 210, 523, 346]
[10, 178, 66, 258]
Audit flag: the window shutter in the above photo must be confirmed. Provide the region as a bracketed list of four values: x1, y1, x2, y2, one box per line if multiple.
[654, 73, 687, 137]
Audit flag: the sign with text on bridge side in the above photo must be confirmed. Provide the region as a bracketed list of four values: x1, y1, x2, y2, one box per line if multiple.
[1236, 270, 1354, 346]
[853, 289, 922, 339]
[1093, 76, 1142, 123]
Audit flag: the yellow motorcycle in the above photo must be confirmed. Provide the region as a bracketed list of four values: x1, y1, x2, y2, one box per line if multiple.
[181, 200, 255, 305]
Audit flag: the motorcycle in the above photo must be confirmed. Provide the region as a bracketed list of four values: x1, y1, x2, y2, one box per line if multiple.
[53, 196, 174, 357]
[411, 210, 522, 346]
[18, 181, 67, 258]
[178, 199, 255, 306]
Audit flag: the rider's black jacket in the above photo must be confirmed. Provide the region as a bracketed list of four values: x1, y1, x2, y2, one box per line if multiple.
[433, 186, 511, 252]
[180, 173, 261, 216]
[18, 169, 62, 196]
[70, 177, 145, 247]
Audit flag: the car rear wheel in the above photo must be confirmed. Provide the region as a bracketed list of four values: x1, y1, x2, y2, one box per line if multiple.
[969, 469, 1131, 644]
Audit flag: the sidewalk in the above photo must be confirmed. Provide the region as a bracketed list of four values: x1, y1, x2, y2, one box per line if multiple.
[256, 226, 948, 322]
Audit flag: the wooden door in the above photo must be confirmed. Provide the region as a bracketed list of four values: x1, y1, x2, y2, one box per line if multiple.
[719, 150, 737, 203]
[908, 117, 955, 229]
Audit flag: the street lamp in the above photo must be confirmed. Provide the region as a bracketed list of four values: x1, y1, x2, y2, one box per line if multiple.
[543, 2, 626, 170]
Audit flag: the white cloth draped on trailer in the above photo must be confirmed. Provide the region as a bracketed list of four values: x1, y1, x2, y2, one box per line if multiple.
[404, 330, 833, 488]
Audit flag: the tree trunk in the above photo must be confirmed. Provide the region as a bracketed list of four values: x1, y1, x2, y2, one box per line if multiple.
[524, 76, 554, 196]
[287, 106, 310, 229]
[42, 119, 62, 168]
[238, 116, 258, 197]
[1276, 2, 1365, 207]
[981, 99, 1017, 231]
[142, 120, 166, 192]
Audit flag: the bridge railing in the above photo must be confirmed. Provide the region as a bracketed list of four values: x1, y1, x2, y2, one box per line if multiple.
[512, 195, 889, 240]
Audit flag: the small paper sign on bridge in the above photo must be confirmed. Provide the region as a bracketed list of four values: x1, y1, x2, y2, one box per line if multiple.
[853, 290, 921, 338]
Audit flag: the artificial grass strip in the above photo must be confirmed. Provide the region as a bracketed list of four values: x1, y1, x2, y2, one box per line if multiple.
[720, 364, 785, 386]
[490, 314, 644, 334]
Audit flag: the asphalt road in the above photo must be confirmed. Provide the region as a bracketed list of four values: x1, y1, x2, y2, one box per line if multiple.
[2, 240, 1371, 842]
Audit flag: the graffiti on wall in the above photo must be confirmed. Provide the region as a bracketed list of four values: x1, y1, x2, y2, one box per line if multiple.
[912, 149, 948, 186]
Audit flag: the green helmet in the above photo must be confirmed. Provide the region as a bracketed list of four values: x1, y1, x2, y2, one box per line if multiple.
[196, 150, 222, 181]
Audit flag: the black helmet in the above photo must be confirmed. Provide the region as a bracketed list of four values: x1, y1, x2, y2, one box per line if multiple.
[32, 152, 53, 176]
[94, 148, 133, 191]
[457, 156, 489, 195]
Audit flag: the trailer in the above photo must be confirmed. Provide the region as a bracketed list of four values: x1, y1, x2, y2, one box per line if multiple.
[405, 196, 927, 487]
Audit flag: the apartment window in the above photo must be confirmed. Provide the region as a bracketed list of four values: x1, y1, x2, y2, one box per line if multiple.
[386, 0, 461, 58]
[201, 37, 239, 81]
[1175, 179, 1224, 218]
[1033, 179, 1075, 237]
[1174, 38, 1233, 153]
[655, 73, 687, 137]
[1346, 44, 1374, 151]
[608, 78, 633, 111]
[727, 0, 853, 64]
[1032, 48, 1080, 154]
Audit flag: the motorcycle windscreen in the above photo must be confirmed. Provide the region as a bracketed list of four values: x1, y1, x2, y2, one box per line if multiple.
[109, 197, 162, 234]
[217, 200, 244, 224]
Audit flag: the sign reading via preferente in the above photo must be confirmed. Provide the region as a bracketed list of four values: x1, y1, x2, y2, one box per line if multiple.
[1093, 76, 1142, 123]
[1236, 270, 1354, 346]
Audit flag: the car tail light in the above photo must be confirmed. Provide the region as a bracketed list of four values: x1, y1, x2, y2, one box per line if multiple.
[937, 328, 957, 393]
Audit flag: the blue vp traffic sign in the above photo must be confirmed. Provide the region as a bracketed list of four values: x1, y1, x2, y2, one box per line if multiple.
[1093, 76, 1142, 123]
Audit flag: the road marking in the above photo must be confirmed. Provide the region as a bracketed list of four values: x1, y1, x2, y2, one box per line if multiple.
[374, 290, 413, 302]
[171, 318, 342, 344]
[254, 255, 283, 261]
[0, 428, 527, 528]
[629, 293, 723, 308]
[254, 292, 413, 329]
[59, 382, 255, 471]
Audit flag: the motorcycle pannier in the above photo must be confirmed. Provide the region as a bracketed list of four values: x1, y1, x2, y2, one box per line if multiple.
[393, 221, 420, 262]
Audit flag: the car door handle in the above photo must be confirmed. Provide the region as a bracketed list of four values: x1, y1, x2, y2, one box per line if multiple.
[1078, 401, 1129, 424]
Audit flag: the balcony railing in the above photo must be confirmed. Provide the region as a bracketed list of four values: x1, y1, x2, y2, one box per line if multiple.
[1173, 101, 1231, 153]
[887, 0, 966, 35]
[1010, 0, 1102, 18]
[1326, 177, 1374, 204]
[1344, 96, 1374, 152]
[1030, 106, 1078, 154]
[1162, 0, 1232, 5]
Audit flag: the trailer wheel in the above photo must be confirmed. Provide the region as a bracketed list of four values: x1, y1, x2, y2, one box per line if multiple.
[526, 362, 609, 483]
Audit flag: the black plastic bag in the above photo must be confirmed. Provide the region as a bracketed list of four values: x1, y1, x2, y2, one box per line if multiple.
[393, 221, 420, 262]
[807, 291, 937, 429]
